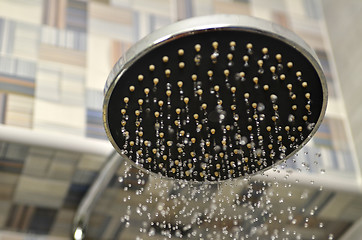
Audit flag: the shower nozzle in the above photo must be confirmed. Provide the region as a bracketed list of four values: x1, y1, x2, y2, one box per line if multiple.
[103, 15, 327, 182]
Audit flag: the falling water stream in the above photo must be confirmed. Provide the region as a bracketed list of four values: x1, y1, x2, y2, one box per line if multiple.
[115, 151, 330, 240]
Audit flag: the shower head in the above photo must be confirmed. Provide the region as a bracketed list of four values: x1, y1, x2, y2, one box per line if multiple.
[103, 15, 327, 182]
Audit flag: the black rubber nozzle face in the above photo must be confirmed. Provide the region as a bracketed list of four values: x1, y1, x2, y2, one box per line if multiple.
[106, 29, 325, 182]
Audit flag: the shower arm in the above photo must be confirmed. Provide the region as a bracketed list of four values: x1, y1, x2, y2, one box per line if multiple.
[72, 151, 124, 240]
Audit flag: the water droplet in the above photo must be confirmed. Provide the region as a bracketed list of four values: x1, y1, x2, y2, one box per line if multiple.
[270, 94, 278, 103]
[219, 112, 226, 121]
[288, 114, 295, 122]
[194, 54, 202, 65]
[240, 136, 248, 145]
[257, 103, 265, 112]
[307, 123, 315, 130]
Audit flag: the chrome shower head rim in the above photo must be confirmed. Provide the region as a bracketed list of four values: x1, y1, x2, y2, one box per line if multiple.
[103, 14, 328, 182]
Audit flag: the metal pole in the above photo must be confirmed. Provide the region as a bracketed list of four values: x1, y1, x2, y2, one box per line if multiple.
[72, 151, 124, 240]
